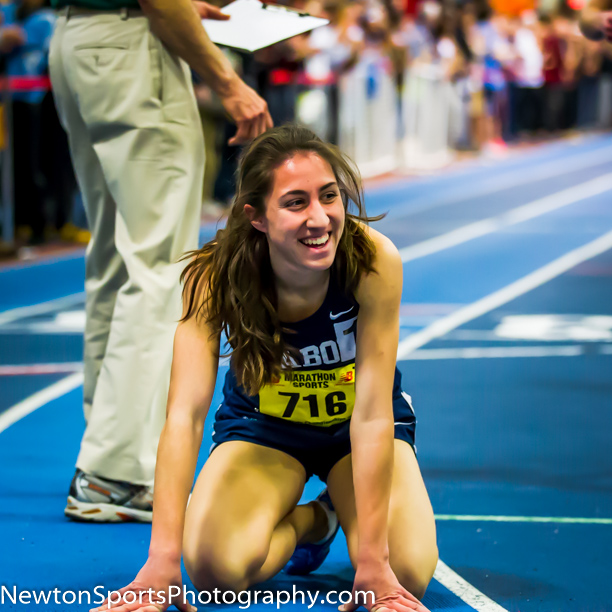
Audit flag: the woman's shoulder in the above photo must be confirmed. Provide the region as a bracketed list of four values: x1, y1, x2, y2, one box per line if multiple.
[357, 222, 402, 267]
[354, 223, 402, 306]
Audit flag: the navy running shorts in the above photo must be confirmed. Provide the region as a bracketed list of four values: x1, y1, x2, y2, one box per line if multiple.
[210, 393, 416, 482]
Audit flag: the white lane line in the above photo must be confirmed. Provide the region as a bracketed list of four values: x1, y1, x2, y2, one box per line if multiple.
[399, 346, 583, 361]
[0, 373, 83, 434]
[0, 292, 85, 326]
[397, 229, 612, 358]
[434, 560, 509, 612]
[399, 173, 612, 263]
[435, 515, 612, 524]
[0, 249, 86, 274]
[386, 144, 612, 219]
[446, 329, 612, 342]
[0, 363, 83, 376]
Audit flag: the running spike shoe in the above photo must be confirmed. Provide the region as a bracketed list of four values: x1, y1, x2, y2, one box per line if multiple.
[64, 468, 153, 522]
[284, 488, 339, 575]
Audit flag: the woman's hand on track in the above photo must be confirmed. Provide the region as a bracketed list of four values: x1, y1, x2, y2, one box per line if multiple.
[89, 557, 196, 612]
[339, 563, 430, 612]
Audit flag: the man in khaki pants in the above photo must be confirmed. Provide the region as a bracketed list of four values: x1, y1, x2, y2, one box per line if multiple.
[50, 0, 272, 522]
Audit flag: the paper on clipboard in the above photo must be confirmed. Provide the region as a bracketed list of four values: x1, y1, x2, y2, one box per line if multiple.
[202, 0, 329, 53]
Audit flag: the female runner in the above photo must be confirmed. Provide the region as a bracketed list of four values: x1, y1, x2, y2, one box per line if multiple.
[94, 125, 438, 612]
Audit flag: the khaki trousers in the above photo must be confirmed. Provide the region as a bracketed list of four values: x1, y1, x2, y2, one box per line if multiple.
[49, 11, 204, 485]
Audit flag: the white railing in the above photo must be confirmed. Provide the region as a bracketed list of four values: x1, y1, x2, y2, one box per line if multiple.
[336, 56, 454, 177]
[338, 52, 399, 178]
[401, 62, 454, 172]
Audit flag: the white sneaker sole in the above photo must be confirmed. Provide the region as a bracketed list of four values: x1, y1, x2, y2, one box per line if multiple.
[64, 496, 152, 523]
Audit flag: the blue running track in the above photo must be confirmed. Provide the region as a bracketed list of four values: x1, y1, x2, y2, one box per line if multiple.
[1, 134, 611, 612]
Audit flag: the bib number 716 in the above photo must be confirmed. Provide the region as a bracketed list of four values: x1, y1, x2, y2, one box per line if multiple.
[278, 391, 348, 418]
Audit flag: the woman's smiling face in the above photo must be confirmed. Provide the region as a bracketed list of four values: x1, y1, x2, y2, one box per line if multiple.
[248, 151, 345, 279]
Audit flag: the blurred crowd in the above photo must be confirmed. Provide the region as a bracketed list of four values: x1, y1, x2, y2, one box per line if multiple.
[0, 0, 85, 247]
[1, 0, 612, 246]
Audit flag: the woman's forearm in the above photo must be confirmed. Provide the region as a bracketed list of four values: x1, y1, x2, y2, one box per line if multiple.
[350, 415, 395, 565]
[148, 414, 204, 563]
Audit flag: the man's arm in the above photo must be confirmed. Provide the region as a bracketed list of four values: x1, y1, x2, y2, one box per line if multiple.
[580, 0, 612, 41]
[138, 0, 272, 144]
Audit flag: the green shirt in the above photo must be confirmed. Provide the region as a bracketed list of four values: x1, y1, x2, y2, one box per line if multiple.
[51, 0, 141, 9]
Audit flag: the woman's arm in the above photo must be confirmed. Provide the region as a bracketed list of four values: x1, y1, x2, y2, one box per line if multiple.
[346, 228, 430, 612]
[348, 228, 429, 612]
[94, 281, 219, 612]
[351, 228, 402, 569]
[148, 313, 220, 563]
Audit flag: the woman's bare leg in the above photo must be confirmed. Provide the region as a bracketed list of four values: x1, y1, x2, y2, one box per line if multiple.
[183, 440, 328, 592]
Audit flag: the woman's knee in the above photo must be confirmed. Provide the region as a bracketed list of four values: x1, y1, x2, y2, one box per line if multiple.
[391, 545, 439, 600]
[184, 533, 271, 593]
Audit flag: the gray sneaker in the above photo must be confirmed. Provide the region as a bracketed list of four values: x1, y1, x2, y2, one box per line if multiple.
[65, 469, 153, 522]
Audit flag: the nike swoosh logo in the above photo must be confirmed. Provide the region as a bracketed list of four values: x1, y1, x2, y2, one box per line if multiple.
[330, 307, 354, 320]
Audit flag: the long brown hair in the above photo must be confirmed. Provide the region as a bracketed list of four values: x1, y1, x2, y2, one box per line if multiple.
[181, 125, 381, 395]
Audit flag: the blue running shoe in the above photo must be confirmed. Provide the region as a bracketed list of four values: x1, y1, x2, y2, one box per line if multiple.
[284, 488, 340, 575]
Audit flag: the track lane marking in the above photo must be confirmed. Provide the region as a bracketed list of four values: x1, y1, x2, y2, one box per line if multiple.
[397, 229, 612, 358]
[399, 346, 584, 360]
[0, 373, 83, 433]
[0, 292, 85, 326]
[434, 560, 509, 612]
[435, 515, 612, 524]
[398, 173, 612, 263]
[381, 144, 612, 220]
[0, 363, 83, 376]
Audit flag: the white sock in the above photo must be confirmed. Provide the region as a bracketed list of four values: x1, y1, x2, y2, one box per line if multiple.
[312, 499, 338, 544]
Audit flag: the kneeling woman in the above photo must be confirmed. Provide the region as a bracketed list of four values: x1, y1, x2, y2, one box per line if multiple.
[98, 126, 438, 612]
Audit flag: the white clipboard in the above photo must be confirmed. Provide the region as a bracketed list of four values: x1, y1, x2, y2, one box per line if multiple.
[202, 0, 329, 53]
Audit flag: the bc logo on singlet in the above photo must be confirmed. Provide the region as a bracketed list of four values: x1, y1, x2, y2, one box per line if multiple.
[259, 317, 357, 427]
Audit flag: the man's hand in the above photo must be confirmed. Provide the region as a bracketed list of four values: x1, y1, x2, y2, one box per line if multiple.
[140, 0, 272, 144]
[193, 0, 273, 144]
[193, 1, 230, 21]
[220, 76, 273, 145]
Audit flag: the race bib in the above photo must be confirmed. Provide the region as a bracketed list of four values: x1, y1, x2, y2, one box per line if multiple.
[259, 364, 355, 427]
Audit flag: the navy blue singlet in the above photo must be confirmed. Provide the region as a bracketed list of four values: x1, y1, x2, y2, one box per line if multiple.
[211, 277, 416, 481]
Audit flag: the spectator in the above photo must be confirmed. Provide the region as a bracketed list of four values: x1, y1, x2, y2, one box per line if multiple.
[577, 36, 603, 127]
[0, 0, 55, 244]
[295, 0, 363, 141]
[512, 12, 544, 135]
[556, 8, 582, 129]
[540, 13, 565, 132]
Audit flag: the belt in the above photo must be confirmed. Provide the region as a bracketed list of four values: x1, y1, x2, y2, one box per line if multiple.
[59, 5, 143, 19]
